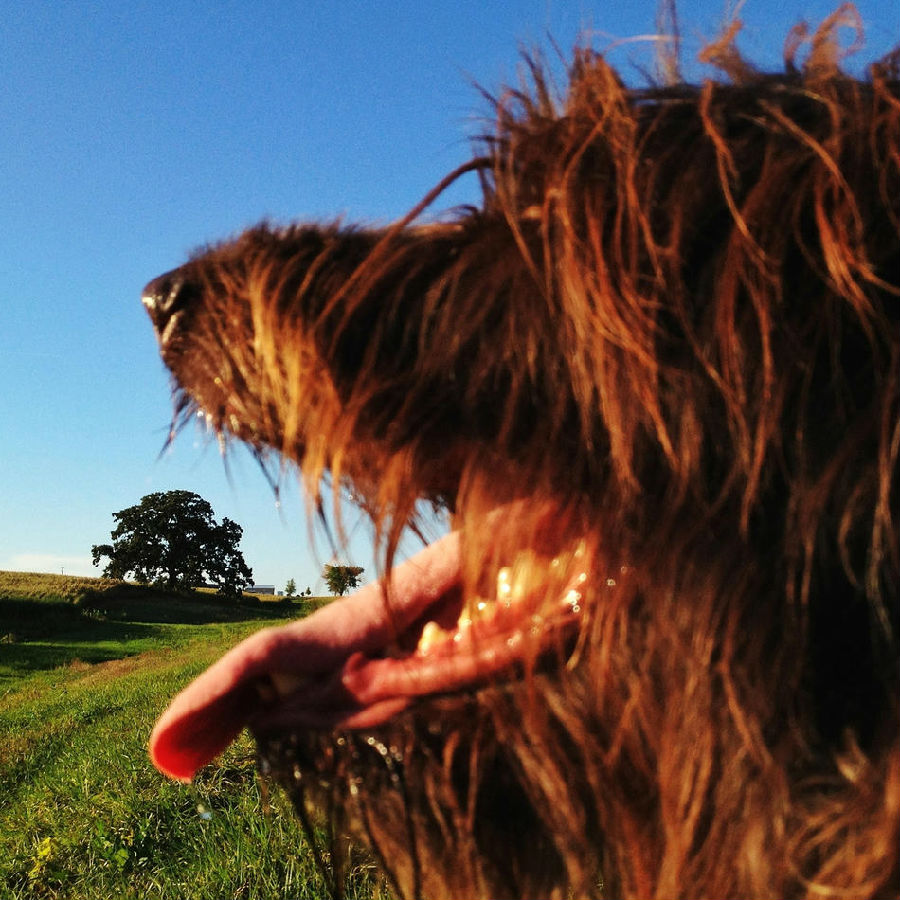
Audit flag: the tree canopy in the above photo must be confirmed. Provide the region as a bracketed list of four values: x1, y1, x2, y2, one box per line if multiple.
[322, 564, 364, 597]
[91, 490, 253, 596]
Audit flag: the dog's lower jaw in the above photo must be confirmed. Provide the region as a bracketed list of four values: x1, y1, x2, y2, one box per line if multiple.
[256, 690, 590, 900]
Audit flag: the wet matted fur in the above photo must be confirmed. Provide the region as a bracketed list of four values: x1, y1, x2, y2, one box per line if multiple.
[144, 10, 899, 900]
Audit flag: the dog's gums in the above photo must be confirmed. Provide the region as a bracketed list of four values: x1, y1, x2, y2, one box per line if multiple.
[416, 544, 590, 655]
[144, 10, 898, 899]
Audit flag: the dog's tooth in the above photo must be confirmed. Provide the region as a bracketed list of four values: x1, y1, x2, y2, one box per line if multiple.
[457, 594, 496, 629]
[499, 551, 539, 604]
[452, 611, 475, 641]
[418, 620, 451, 653]
[452, 543, 592, 643]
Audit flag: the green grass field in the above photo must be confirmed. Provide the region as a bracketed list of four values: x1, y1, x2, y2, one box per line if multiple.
[0, 572, 389, 899]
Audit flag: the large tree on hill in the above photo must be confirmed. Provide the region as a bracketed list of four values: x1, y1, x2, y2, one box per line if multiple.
[91, 490, 253, 596]
[323, 564, 364, 597]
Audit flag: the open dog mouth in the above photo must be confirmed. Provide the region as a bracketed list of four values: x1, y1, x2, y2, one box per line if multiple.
[149, 523, 592, 783]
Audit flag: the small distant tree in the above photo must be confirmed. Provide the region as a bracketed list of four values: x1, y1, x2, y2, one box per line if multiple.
[91, 490, 253, 596]
[305, 587, 312, 596]
[284, 578, 297, 598]
[323, 564, 364, 597]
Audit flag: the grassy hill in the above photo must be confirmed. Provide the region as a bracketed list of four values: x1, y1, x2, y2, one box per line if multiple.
[0, 570, 317, 683]
[0, 571, 388, 899]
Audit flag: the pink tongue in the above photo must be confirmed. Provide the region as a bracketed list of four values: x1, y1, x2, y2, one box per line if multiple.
[149, 531, 460, 782]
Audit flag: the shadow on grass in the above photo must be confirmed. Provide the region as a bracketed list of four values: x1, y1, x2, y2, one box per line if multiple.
[0, 591, 306, 636]
[0, 631, 161, 674]
[0, 585, 311, 678]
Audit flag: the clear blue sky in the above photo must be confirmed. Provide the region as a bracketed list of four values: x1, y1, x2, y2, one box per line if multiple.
[1, 1, 896, 593]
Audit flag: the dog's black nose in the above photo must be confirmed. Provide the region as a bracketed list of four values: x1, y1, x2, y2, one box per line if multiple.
[142, 270, 199, 337]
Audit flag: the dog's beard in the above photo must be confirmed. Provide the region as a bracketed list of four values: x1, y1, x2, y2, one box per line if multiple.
[256, 683, 598, 900]
[148, 519, 606, 899]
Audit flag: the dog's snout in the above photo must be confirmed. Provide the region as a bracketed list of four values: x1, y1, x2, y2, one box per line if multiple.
[142, 270, 199, 338]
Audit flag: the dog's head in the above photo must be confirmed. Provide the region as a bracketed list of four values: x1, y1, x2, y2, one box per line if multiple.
[145, 21, 899, 900]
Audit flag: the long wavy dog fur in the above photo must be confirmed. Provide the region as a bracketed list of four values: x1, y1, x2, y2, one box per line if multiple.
[144, 8, 899, 898]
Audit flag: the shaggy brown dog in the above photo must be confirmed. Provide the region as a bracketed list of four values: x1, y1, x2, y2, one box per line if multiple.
[144, 12, 899, 899]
